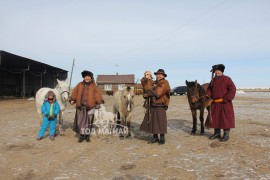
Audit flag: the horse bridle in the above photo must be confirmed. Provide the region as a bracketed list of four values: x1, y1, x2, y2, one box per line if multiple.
[61, 90, 69, 95]
[60, 89, 69, 102]
[188, 82, 203, 103]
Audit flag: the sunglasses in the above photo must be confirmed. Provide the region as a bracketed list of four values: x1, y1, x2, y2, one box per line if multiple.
[48, 98, 54, 101]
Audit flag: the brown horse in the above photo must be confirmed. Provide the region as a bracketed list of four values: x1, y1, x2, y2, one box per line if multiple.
[185, 80, 210, 134]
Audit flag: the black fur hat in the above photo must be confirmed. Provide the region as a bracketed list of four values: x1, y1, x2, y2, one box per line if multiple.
[81, 70, 93, 78]
[154, 69, 167, 77]
[210, 64, 225, 73]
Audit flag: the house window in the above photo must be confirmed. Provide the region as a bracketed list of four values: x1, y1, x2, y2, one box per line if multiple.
[104, 84, 112, 90]
[118, 84, 125, 90]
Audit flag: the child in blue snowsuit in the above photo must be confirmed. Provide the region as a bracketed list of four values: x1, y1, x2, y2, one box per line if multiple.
[37, 90, 60, 141]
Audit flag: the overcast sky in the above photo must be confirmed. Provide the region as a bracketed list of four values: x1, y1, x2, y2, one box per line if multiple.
[1, 0, 269, 88]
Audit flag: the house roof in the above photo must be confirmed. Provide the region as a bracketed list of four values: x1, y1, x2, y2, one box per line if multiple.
[96, 74, 135, 84]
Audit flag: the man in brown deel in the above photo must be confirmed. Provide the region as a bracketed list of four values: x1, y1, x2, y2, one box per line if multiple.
[70, 70, 104, 143]
[140, 69, 171, 145]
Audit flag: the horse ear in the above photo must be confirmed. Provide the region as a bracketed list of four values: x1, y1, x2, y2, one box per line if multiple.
[185, 80, 188, 85]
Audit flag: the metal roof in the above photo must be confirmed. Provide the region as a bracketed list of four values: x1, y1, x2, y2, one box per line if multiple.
[0, 50, 67, 74]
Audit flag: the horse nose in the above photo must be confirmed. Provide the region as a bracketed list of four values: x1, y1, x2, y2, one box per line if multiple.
[63, 96, 69, 101]
[191, 97, 197, 103]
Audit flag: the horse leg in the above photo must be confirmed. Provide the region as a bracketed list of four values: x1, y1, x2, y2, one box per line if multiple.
[199, 108, 205, 134]
[126, 114, 131, 138]
[116, 112, 121, 129]
[37, 108, 43, 125]
[58, 110, 65, 135]
[191, 109, 197, 134]
[119, 113, 125, 139]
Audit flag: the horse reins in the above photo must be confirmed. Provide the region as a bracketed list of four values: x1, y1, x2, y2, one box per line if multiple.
[188, 82, 204, 104]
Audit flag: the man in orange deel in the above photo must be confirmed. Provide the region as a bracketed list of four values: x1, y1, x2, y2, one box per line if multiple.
[206, 64, 236, 142]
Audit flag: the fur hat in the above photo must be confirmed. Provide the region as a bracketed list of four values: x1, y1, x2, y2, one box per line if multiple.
[81, 70, 93, 78]
[144, 70, 153, 79]
[44, 90, 56, 102]
[210, 64, 225, 73]
[154, 69, 167, 77]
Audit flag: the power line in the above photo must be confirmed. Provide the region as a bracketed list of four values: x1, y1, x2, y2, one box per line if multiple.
[99, 0, 243, 62]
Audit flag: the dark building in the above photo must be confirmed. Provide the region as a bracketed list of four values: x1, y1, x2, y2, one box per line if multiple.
[0, 50, 68, 98]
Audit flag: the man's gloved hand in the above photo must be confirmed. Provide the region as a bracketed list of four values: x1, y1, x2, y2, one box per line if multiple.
[213, 98, 223, 103]
[53, 114, 57, 118]
[48, 116, 54, 120]
[95, 104, 101, 109]
[143, 90, 154, 98]
[69, 99, 75, 105]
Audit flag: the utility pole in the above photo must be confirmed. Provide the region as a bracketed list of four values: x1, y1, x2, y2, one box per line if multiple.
[68, 58, 75, 93]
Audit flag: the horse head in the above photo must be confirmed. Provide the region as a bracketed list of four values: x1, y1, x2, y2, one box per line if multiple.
[123, 86, 135, 112]
[186, 80, 201, 104]
[56, 79, 69, 102]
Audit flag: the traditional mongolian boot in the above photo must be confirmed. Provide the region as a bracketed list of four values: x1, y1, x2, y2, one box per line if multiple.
[78, 134, 85, 143]
[37, 137, 43, 141]
[50, 135, 55, 141]
[159, 134, 165, 145]
[209, 129, 221, 139]
[220, 129, 230, 142]
[85, 135, 90, 143]
[148, 134, 159, 144]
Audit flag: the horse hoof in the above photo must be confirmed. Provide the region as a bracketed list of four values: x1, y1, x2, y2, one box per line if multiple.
[191, 131, 196, 135]
[125, 135, 132, 139]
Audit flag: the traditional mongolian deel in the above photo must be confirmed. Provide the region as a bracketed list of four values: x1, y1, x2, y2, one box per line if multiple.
[206, 75, 236, 129]
[140, 78, 170, 134]
[70, 80, 104, 135]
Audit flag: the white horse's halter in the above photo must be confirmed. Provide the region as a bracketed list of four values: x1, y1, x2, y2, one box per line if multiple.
[58, 87, 69, 102]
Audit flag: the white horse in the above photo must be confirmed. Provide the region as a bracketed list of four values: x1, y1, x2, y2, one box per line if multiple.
[35, 79, 69, 135]
[113, 86, 135, 138]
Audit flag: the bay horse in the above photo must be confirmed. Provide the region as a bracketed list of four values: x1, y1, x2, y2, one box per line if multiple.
[185, 80, 210, 135]
[35, 79, 69, 135]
